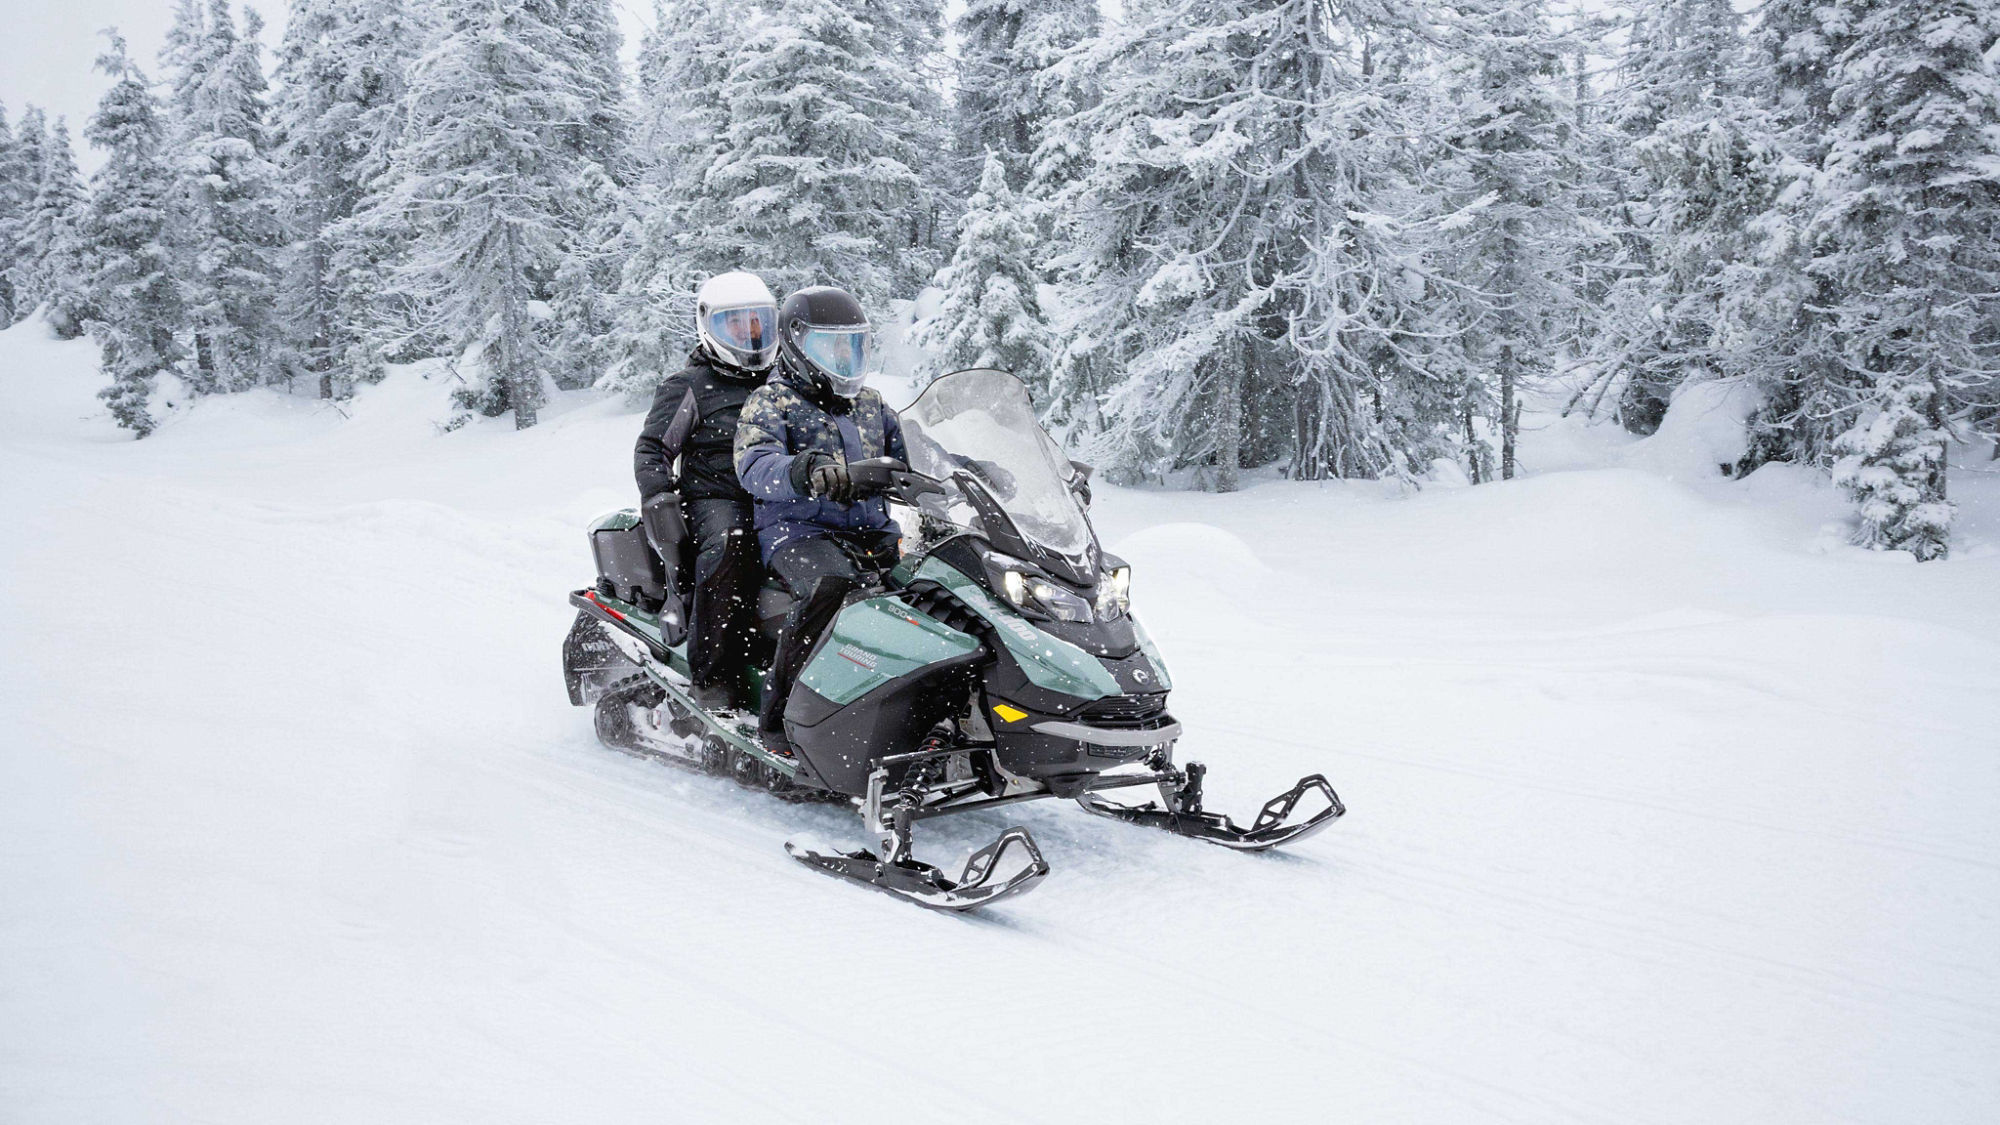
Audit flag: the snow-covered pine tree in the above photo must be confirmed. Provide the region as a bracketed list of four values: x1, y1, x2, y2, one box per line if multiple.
[1021, 3, 1103, 210]
[549, 161, 634, 390]
[555, 0, 630, 177]
[1043, 0, 1446, 489]
[856, 0, 953, 258]
[0, 105, 48, 321]
[695, 0, 929, 302]
[161, 0, 212, 125]
[1831, 380, 1955, 559]
[1756, 0, 1845, 137]
[914, 153, 1056, 389]
[544, 0, 630, 389]
[0, 108, 24, 324]
[1731, 0, 1863, 469]
[1017, 45, 1104, 444]
[376, 0, 596, 429]
[1810, 0, 2000, 559]
[86, 32, 187, 437]
[598, 181, 700, 399]
[273, 0, 431, 396]
[954, 0, 1098, 189]
[25, 120, 95, 339]
[956, 0, 1100, 431]
[955, 0, 1035, 188]
[1591, 0, 1777, 434]
[0, 105, 19, 323]
[607, 0, 745, 398]
[1431, 0, 1586, 481]
[632, 0, 742, 194]
[1614, 0, 1746, 138]
[272, 0, 351, 398]
[168, 0, 286, 394]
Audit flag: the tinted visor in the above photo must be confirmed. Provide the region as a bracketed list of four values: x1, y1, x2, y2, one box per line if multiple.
[705, 305, 776, 356]
[799, 327, 871, 396]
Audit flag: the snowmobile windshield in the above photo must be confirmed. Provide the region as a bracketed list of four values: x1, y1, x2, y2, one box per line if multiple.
[799, 327, 871, 397]
[704, 305, 777, 365]
[901, 369, 1093, 559]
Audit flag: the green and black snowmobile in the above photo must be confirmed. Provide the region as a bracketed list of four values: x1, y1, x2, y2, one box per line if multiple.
[562, 368, 1343, 911]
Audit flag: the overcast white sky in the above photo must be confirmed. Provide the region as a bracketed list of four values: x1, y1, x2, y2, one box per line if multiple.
[0, 0, 662, 172]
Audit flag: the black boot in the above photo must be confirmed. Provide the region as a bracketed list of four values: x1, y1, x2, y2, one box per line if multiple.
[758, 576, 852, 755]
[689, 681, 736, 713]
[757, 686, 792, 755]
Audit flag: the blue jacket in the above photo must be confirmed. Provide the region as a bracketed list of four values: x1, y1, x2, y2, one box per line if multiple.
[733, 366, 908, 560]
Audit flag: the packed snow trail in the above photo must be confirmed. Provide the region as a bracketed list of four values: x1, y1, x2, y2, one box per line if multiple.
[3, 318, 1999, 1122]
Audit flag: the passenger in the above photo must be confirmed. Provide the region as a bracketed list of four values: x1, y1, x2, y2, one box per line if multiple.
[733, 286, 907, 753]
[633, 271, 778, 711]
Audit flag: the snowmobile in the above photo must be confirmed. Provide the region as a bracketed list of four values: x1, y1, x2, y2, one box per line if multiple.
[561, 368, 1343, 911]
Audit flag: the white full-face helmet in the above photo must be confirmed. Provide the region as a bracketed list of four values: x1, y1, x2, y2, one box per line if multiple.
[694, 271, 779, 372]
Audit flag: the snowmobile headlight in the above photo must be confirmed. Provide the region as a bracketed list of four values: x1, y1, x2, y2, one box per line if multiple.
[1027, 577, 1094, 623]
[1000, 568, 1027, 606]
[989, 555, 1094, 623]
[1095, 566, 1131, 619]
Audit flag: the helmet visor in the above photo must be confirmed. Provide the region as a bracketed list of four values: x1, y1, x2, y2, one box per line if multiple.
[799, 327, 871, 397]
[705, 305, 777, 359]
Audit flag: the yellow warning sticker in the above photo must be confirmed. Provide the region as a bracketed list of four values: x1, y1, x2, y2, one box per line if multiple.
[992, 703, 1028, 723]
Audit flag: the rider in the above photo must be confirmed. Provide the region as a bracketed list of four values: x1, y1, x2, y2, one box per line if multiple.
[634, 270, 779, 710]
[734, 286, 907, 753]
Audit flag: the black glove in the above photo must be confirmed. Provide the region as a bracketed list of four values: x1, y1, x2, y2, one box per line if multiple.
[790, 452, 855, 503]
[813, 461, 856, 503]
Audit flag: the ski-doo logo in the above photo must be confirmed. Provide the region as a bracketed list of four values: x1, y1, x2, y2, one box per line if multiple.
[837, 645, 879, 671]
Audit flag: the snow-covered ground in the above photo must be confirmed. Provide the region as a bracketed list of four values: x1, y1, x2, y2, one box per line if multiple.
[4, 313, 1998, 1123]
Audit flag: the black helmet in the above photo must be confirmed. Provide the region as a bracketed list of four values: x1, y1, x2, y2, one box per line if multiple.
[779, 286, 872, 399]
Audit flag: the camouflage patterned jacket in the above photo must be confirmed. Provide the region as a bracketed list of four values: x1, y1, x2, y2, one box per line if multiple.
[733, 365, 907, 559]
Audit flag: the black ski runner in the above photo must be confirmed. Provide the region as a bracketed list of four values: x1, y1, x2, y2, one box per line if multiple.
[785, 829, 1049, 912]
[1074, 763, 1345, 851]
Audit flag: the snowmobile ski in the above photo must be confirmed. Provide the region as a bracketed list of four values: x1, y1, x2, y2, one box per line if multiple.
[784, 758, 1051, 912]
[785, 827, 1050, 913]
[1074, 762, 1345, 851]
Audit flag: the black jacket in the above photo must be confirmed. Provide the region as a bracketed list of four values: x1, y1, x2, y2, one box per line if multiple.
[634, 350, 768, 503]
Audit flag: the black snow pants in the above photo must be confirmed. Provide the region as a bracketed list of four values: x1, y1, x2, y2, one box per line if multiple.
[759, 530, 900, 737]
[686, 497, 761, 703]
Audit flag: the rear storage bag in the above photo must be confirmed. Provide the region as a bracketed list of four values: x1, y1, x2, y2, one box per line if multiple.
[590, 515, 668, 608]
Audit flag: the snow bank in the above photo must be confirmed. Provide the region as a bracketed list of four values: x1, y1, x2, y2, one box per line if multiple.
[0, 311, 120, 444]
[1110, 521, 1272, 603]
[1623, 378, 1764, 479]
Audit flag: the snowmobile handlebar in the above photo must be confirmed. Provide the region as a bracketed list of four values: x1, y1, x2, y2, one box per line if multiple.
[845, 457, 947, 505]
